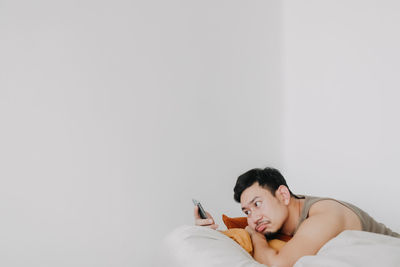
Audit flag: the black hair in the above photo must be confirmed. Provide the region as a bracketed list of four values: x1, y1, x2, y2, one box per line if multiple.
[233, 167, 303, 203]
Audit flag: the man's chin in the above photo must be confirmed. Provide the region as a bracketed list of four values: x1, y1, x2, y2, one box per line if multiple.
[264, 231, 279, 240]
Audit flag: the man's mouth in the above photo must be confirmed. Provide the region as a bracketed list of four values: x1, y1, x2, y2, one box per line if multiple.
[255, 221, 270, 233]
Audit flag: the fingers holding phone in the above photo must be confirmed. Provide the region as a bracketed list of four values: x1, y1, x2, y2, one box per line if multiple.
[192, 199, 218, 230]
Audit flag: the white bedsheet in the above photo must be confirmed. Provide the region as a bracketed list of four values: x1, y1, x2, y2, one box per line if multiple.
[164, 225, 400, 267]
[295, 230, 400, 267]
[164, 225, 265, 267]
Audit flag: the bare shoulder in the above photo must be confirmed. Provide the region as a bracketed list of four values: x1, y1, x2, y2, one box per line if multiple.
[308, 199, 362, 230]
[273, 199, 361, 266]
[309, 199, 346, 214]
[277, 204, 346, 262]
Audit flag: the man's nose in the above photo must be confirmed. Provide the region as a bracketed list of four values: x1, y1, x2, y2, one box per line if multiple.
[249, 209, 262, 222]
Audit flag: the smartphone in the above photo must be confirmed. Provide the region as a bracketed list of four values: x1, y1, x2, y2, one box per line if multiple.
[192, 198, 208, 219]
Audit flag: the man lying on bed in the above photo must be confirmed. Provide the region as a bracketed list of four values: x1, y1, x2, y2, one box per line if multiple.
[194, 167, 400, 267]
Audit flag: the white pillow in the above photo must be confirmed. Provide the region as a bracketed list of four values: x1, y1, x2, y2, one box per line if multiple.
[164, 225, 266, 267]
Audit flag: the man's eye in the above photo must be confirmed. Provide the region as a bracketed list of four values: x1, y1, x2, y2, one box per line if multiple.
[244, 210, 250, 216]
[255, 201, 261, 207]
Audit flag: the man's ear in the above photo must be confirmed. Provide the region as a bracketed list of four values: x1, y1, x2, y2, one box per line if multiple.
[276, 185, 291, 205]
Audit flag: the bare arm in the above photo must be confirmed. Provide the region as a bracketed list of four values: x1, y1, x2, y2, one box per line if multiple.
[247, 210, 346, 267]
[245, 226, 278, 262]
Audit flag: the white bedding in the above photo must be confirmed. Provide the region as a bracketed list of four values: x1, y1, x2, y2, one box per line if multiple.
[164, 225, 400, 267]
[295, 230, 400, 267]
[164, 225, 265, 267]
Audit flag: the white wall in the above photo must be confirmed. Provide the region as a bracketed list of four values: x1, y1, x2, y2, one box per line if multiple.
[282, 0, 400, 231]
[0, 1, 283, 267]
[4, 1, 398, 266]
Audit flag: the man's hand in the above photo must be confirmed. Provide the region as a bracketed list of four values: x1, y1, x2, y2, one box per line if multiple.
[245, 225, 256, 236]
[245, 225, 268, 244]
[194, 206, 218, 230]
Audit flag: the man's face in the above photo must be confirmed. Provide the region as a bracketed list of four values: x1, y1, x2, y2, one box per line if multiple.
[240, 182, 289, 238]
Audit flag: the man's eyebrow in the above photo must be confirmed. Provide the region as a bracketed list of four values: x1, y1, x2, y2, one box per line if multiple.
[241, 196, 259, 210]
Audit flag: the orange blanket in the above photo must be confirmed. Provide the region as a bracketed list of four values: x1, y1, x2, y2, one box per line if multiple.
[221, 214, 290, 255]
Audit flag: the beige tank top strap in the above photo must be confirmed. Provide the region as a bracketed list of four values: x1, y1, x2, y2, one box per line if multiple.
[294, 195, 400, 237]
[295, 195, 339, 234]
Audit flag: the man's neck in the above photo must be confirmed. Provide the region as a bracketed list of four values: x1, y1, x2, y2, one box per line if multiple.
[280, 197, 304, 236]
